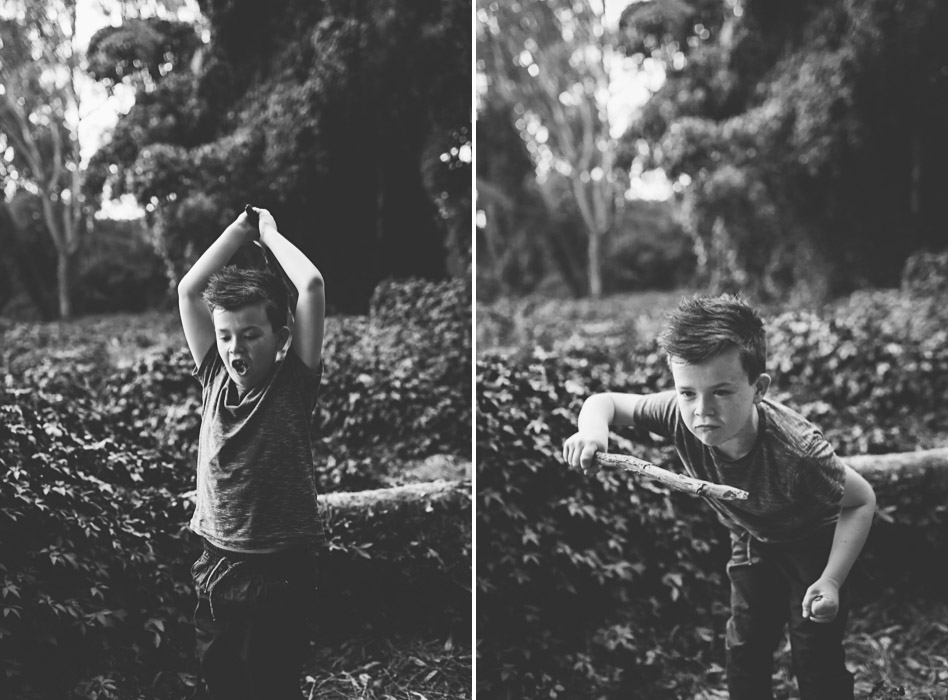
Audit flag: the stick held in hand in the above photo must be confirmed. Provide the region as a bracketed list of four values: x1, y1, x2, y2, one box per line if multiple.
[595, 452, 750, 501]
[243, 203, 259, 227]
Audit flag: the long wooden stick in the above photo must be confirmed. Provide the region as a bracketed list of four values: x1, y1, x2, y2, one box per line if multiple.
[595, 453, 750, 501]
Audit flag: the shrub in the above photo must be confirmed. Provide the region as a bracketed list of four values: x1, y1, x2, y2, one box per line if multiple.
[75, 218, 170, 315]
[477, 350, 728, 698]
[0, 383, 197, 700]
[315, 278, 472, 484]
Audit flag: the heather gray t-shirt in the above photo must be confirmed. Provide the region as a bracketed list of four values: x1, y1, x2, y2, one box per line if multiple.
[630, 391, 846, 543]
[189, 345, 326, 550]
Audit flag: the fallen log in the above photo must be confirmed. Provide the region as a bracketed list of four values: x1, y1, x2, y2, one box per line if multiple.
[319, 479, 464, 514]
[845, 447, 948, 480]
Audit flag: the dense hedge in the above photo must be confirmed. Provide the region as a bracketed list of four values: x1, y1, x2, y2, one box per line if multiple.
[0, 278, 471, 699]
[477, 291, 948, 697]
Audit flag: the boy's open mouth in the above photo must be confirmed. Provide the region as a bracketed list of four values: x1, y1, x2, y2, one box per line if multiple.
[232, 359, 249, 376]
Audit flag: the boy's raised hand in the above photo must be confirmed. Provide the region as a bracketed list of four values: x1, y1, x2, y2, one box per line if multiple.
[563, 432, 607, 475]
[234, 207, 259, 241]
[254, 208, 278, 237]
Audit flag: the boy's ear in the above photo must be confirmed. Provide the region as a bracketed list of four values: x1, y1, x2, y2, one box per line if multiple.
[278, 326, 291, 349]
[753, 374, 771, 403]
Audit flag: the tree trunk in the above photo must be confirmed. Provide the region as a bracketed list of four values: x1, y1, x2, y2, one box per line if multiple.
[57, 251, 72, 320]
[587, 229, 602, 298]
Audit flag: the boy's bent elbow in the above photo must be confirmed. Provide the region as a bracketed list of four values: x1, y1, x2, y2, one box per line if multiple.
[302, 273, 324, 293]
[177, 276, 200, 298]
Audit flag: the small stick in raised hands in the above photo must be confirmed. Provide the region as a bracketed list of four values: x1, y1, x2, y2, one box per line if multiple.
[595, 453, 750, 501]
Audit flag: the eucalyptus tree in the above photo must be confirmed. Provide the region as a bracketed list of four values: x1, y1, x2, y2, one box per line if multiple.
[0, 0, 86, 318]
[478, 0, 628, 298]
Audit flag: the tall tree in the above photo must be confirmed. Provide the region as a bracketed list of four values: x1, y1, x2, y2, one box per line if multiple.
[478, 0, 626, 298]
[0, 0, 85, 318]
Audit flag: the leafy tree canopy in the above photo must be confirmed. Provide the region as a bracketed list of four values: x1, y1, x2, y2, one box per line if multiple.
[87, 0, 471, 312]
[620, 0, 948, 301]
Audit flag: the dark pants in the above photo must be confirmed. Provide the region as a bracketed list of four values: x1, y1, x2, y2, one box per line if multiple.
[726, 525, 855, 700]
[190, 540, 319, 700]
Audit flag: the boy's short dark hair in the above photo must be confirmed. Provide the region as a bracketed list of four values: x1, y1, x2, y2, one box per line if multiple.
[658, 294, 766, 381]
[203, 266, 288, 331]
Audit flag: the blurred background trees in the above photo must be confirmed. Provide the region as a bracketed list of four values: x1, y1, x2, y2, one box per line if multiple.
[0, 0, 87, 319]
[477, 0, 948, 303]
[1, 0, 471, 318]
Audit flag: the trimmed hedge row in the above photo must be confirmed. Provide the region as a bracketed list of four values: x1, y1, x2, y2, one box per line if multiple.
[477, 294, 948, 698]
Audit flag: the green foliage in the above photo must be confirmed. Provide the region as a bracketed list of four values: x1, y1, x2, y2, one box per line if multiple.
[0, 192, 59, 320]
[477, 289, 948, 697]
[0, 383, 197, 700]
[621, 0, 948, 300]
[603, 201, 696, 293]
[477, 350, 725, 697]
[0, 278, 470, 698]
[75, 218, 170, 315]
[316, 279, 472, 488]
[86, 18, 201, 87]
[88, 0, 471, 313]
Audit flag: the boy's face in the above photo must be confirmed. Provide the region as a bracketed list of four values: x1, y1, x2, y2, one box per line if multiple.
[669, 346, 770, 459]
[212, 302, 289, 391]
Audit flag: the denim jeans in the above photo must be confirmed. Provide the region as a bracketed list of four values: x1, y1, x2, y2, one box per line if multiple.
[725, 524, 855, 700]
[189, 540, 320, 700]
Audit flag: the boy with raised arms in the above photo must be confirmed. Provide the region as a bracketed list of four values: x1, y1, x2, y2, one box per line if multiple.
[178, 206, 326, 699]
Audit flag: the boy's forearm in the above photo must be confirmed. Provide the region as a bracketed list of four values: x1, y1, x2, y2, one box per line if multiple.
[577, 394, 615, 445]
[179, 222, 251, 294]
[259, 226, 323, 294]
[820, 502, 874, 586]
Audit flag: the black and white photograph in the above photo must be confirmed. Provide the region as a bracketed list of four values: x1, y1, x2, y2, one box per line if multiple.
[476, 1, 948, 698]
[0, 0, 472, 698]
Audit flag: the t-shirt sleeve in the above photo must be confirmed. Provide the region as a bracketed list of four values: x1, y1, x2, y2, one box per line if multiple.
[795, 434, 847, 508]
[628, 390, 679, 440]
[192, 345, 223, 389]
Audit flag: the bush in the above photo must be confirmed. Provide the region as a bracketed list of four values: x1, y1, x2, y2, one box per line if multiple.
[75, 218, 170, 315]
[315, 278, 472, 487]
[602, 200, 696, 293]
[477, 350, 728, 698]
[0, 383, 197, 700]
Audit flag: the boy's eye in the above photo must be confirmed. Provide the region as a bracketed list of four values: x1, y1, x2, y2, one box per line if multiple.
[715, 390, 733, 396]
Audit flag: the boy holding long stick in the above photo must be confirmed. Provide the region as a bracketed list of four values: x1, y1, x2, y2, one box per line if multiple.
[563, 294, 875, 699]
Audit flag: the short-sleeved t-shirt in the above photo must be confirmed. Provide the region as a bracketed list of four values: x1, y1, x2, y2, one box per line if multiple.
[630, 391, 846, 542]
[189, 345, 326, 550]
